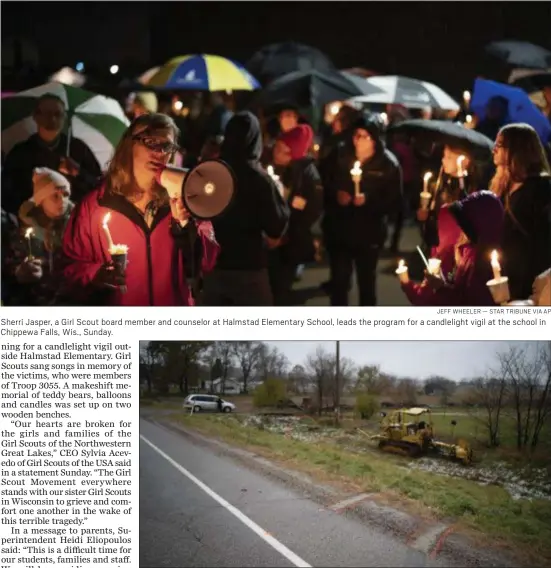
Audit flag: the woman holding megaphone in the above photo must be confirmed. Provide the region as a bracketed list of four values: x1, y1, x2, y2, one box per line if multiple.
[62, 113, 219, 306]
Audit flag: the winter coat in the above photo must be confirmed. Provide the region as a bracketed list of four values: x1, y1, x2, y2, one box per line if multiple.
[500, 175, 551, 300]
[277, 157, 324, 264]
[213, 112, 290, 270]
[62, 186, 219, 306]
[402, 191, 504, 306]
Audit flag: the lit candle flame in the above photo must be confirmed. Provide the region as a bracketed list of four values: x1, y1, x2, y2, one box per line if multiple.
[313, 144, 320, 152]
[463, 90, 471, 102]
[25, 227, 34, 239]
[398, 259, 405, 269]
[102, 212, 111, 227]
[457, 155, 466, 176]
[466, 114, 473, 123]
[330, 104, 340, 115]
[491, 250, 499, 265]
[490, 250, 501, 280]
[423, 172, 433, 182]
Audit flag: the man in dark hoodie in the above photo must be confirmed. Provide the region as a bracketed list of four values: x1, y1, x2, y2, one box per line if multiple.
[325, 115, 403, 306]
[202, 112, 290, 306]
[268, 123, 324, 304]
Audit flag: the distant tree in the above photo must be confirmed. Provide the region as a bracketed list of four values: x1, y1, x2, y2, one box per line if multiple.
[288, 364, 310, 394]
[355, 393, 378, 420]
[253, 378, 287, 407]
[207, 342, 234, 394]
[232, 341, 264, 394]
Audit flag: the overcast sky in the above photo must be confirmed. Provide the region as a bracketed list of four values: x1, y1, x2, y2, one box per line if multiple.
[265, 341, 541, 381]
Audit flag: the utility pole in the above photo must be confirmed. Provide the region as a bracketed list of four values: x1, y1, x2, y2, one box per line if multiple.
[335, 340, 341, 424]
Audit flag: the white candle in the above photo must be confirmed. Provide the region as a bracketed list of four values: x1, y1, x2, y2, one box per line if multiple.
[423, 171, 433, 193]
[350, 160, 363, 197]
[395, 259, 409, 283]
[457, 155, 466, 192]
[25, 227, 34, 259]
[491, 250, 501, 280]
[102, 212, 115, 252]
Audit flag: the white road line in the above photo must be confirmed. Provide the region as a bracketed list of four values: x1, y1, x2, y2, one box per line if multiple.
[140, 434, 312, 568]
[329, 493, 373, 512]
[410, 523, 449, 554]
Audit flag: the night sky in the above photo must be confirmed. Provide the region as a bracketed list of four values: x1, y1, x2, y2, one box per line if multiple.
[3, 1, 551, 96]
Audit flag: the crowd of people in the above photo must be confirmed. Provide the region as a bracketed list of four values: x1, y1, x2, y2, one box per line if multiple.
[1, 85, 550, 308]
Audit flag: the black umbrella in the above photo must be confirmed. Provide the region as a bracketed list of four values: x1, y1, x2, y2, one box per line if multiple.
[256, 69, 367, 112]
[486, 40, 551, 69]
[388, 119, 494, 158]
[512, 72, 551, 93]
[246, 41, 336, 86]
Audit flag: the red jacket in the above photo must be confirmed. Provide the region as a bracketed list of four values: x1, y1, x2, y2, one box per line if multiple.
[62, 186, 219, 306]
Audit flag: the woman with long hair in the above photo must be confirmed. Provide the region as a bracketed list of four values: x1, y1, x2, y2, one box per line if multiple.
[490, 123, 551, 300]
[418, 144, 489, 251]
[62, 113, 219, 306]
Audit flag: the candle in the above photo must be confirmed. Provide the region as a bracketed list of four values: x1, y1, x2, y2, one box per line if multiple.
[423, 171, 433, 193]
[490, 250, 501, 280]
[350, 160, 363, 197]
[102, 212, 115, 252]
[330, 103, 341, 116]
[465, 114, 473, 124]
[463, 90, 471, 107]
[395, 259, 409, 284]
[457, 155, 466, 192]
[24, 227, 34, 259]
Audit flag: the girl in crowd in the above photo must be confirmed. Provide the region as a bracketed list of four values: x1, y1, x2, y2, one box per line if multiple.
[401, 191, 504, 306]
[63, 113, 219, 306]
[490, 123, 551, 301]
[15, 168, 74, 305]
[418, 144, 487, 251]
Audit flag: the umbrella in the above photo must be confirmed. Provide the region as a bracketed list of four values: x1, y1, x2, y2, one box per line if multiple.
[144, 54, 260, 91]
[257, 69, 364, 115]
[339, 71, 386, 97]
[348, 76, 460, 111]
[246, 41, 336, 86]
[388, 119, 494, 158]
[486, 40, 551, 69]
[1, 82, 130, 169]
[511, 71, 551, 93]
[472, 78, 551, 143]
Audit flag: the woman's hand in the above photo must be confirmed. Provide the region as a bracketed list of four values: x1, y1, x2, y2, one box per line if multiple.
[337, 191, 352, 207]
[15, 258, 43, 283]
[59, 156, 81, 177]
[425, 272, 446, 290]
[353, 194, 366, 207]
[417, 208, 429, 222]
[92, 264, 126, 289]
[170, 198, 191, 226]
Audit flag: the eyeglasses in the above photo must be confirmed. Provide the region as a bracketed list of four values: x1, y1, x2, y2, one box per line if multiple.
[133, 135, 180, 155]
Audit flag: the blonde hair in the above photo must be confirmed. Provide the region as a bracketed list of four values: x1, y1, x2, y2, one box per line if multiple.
[489, 123, 551, 200]
[104, 113, 179, 205]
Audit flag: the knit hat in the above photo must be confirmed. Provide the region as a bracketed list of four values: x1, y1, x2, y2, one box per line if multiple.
[278, 124, 314, 160]
[32, 167, 71, 206]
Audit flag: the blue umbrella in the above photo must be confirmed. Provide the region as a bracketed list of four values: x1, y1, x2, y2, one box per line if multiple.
[471, 78, 551, 143]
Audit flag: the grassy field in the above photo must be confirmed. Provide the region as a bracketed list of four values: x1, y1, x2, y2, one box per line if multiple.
[142, 399, 551, 566]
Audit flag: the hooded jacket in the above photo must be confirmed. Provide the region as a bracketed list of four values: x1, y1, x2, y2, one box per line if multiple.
[324, 116, 403, 247]
[402, 191, 504, 306]
[62, 185, 219, 306]
[214, 112, 290, 270]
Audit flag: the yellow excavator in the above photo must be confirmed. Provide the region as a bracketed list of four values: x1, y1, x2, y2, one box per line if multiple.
[370, 407, 473, 465]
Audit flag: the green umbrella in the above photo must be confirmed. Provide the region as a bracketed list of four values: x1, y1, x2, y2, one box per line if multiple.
[1, 82, 130, 169]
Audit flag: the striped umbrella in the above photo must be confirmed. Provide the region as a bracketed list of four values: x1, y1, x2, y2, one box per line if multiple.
[1, 82, 129, 170]
[145, 54, 260, 91]
[349, 76, 460, 111]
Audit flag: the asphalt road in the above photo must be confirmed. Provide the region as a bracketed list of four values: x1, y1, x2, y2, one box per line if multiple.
[292, 224, 424, 306]
[140, 418, 446, 568]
